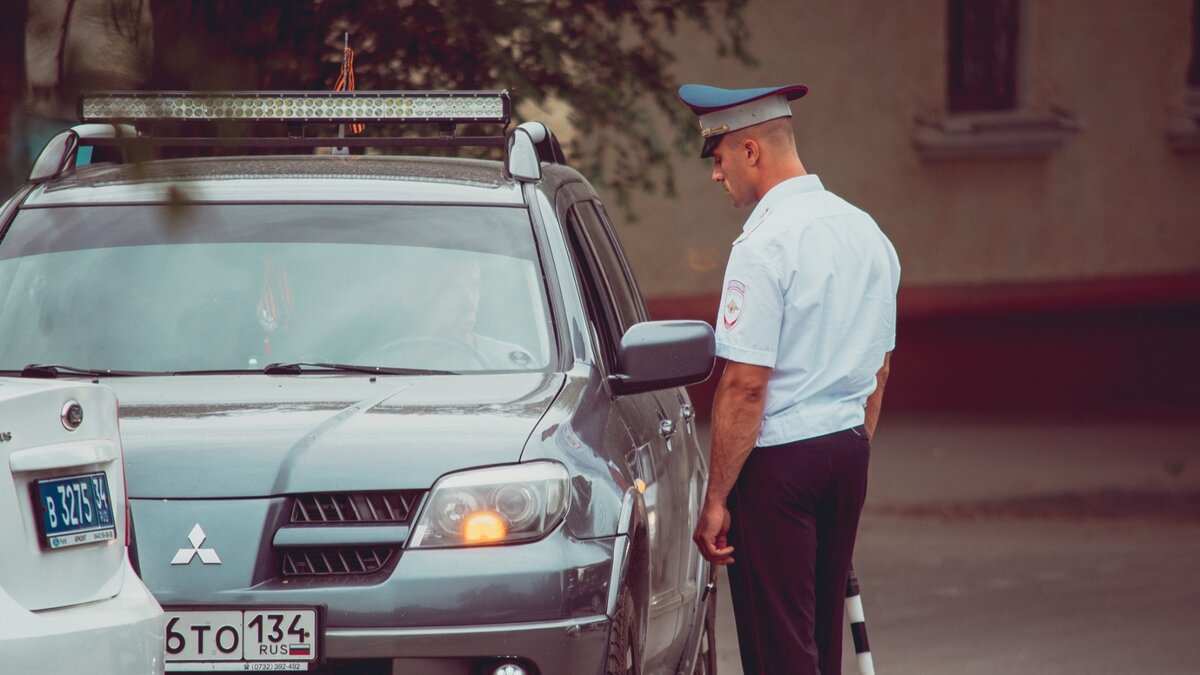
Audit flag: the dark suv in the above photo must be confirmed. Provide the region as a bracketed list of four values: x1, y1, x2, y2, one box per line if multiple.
[0, 91, 717, 675]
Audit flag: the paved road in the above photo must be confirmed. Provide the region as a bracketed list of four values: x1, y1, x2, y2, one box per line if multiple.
[700, 412, 1200, 674]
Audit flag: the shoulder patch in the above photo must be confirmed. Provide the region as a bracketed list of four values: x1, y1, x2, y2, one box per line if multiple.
[722, 280, 746, 330]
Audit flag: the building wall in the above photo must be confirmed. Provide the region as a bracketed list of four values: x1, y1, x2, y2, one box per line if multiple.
[612, 0, 1200, 415]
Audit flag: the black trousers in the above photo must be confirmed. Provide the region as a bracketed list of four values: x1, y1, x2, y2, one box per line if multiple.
[726, 426, 870, 675]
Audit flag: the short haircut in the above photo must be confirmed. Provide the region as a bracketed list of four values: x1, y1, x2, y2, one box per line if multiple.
[714, 117, 796, 157]
[752, 117, 797, 153]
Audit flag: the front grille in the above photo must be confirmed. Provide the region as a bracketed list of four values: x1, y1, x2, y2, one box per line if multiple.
[281, 548, 395, 576]
[291, 491, 421, 524]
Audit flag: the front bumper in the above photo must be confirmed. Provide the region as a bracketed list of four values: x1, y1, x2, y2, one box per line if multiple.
[137, 495, 623, 672]
[328, 615, 609, 675]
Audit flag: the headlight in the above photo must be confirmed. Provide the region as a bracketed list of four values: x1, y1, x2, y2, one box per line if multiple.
[410, 462, 569, 548]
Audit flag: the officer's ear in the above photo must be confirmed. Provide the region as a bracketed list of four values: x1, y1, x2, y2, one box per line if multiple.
[742, 137, 762, 167]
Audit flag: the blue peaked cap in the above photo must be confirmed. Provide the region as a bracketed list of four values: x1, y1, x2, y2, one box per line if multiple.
[677, 83, 809, 114]
[678, 83, 808, 158]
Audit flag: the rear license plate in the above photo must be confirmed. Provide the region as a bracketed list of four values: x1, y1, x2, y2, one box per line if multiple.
[165, 608, 319, 672]
[34, 472, 117, 549]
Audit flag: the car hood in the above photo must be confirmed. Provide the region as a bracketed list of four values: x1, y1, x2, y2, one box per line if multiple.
[107, 373, 564, 498]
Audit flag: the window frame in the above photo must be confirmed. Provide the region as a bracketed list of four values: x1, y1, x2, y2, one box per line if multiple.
[575, 200, 647, 334]
[556, 184, 651, 391]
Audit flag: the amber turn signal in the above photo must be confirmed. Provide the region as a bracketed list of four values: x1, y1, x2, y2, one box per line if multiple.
[463, 511, 508, 544]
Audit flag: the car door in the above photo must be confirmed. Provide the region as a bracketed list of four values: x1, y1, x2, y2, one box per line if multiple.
[591, 199, 709, 619]
[563, 194, 691, 667]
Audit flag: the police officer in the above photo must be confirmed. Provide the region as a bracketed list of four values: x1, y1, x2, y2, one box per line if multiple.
[680, 83, 900, 675]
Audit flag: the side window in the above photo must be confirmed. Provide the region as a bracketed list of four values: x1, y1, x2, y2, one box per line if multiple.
[592, 201, 650, 323]
[574, 201, 644, 336]
[564, 205, 622, 368]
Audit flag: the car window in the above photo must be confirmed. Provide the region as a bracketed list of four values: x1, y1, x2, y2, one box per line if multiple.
[0, 204, 554, 373]
[592, 201, 650, 323]
[573, 201, 644, 335]
[564, 205, 620, 369]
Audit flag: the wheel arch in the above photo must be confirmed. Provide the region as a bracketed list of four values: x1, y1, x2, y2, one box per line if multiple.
[608, 487, 650, 672]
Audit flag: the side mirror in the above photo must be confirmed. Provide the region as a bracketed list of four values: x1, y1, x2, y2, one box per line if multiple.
[610, 320, 715, 396]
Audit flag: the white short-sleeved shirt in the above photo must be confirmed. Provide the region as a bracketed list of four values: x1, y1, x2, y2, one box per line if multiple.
[715, 175, 900, 447]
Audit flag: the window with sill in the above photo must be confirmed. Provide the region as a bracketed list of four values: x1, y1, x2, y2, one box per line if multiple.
[916, 0, 1076, 161]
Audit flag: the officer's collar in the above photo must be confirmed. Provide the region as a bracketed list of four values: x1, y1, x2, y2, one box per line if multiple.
[742, 174, 824, 232]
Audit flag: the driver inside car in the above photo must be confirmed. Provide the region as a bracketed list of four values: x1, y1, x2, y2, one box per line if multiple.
[385, 253, 536, 371]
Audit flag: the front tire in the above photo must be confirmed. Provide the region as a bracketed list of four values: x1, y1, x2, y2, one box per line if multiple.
[606, 587, 638, 675]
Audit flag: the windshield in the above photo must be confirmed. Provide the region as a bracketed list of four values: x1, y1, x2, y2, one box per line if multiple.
[0, 203, 554, 373]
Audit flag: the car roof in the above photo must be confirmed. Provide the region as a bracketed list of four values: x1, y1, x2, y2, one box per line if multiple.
[23, 155, 528, 206]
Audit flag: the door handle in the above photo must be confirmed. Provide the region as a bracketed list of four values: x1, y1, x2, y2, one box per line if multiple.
[659, 419, 676, 439]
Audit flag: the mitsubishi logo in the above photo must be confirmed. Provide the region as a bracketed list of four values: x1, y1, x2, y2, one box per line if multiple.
[171, 524, 222, 565]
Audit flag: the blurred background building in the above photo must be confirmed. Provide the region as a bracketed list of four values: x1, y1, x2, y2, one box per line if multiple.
[3, 0, 1198, 418]
[634, 0, 1200, 417]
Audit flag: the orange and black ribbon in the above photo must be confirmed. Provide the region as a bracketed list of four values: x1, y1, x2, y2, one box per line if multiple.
[334, 44, 365, 135]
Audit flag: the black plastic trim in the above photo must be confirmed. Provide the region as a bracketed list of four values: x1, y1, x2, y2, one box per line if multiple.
[522, 181, 574, 369]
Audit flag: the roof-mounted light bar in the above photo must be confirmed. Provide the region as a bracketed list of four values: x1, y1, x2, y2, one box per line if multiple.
[79, 91, 510, 124]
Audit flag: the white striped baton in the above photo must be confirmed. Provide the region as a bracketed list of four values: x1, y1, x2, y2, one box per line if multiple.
[846, 566, 876, 675]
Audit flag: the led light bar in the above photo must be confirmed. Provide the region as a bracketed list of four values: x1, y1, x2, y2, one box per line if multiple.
[78, 91, 510, 124]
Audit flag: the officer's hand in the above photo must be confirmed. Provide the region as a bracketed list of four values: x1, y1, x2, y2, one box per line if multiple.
[693, 500, 735, 565]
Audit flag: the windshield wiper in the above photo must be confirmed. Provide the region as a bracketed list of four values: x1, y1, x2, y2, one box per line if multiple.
[262, 362, 457, 376]
[170, 369, 261, 375]
[19, 364, 166, 379]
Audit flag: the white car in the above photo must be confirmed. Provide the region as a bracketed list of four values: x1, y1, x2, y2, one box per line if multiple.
[0, 378, 163, 673]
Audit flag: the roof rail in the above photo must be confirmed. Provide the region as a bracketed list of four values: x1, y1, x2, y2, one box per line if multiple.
[27, 90, 568, 185]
